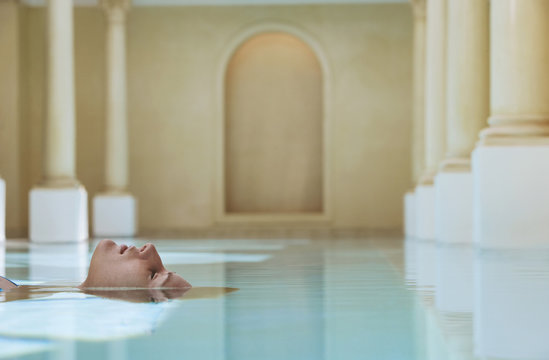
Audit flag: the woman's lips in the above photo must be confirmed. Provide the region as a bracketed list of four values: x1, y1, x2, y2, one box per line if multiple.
[119, 244, 128, 254]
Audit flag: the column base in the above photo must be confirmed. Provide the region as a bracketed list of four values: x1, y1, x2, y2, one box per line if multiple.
[473, 145, 549, 248]
[29, 186, 88, 243]
[0, 178, 5, 241]
[415, 184, 435, 240]
[434, 170, 473, 243]
[404, 191, 416, 237]
[93, 193, 137, 237]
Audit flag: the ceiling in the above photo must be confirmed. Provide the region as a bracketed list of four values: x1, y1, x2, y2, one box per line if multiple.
[23, 0, 407, 7]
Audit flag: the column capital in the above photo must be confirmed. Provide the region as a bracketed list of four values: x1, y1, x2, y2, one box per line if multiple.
[101, 0, 131, 23]
[411, 0, 426, 20]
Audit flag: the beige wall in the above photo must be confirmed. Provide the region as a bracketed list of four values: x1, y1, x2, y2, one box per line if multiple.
[0, 0, 22, 236]
[6, 3, 412, 234]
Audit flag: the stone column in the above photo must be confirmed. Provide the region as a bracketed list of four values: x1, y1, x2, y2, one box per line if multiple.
[472, 0, 549, 247]
[434, 0, 489, 243]
[93, 0, 137, 237]
[30, 0, 88, 242]
[415, 0, 447, 240]
[404, 0, 427, 237]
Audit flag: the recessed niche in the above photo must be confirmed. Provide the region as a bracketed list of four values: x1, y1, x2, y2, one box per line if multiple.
[224, 32, 323, 213]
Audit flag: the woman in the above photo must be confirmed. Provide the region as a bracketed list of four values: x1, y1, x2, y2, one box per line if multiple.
[0, 239, 191, 293]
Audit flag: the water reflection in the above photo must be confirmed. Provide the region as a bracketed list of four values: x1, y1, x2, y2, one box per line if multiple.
[29, 242, 89, 283]
[474, 249, 549, 359]
[435, 243, 473, 313]
[415, 240, 437, 299]
[325, 240, 416, 360]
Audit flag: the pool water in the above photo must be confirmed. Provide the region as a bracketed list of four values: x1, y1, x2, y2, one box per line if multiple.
[1, 234, 548, 360]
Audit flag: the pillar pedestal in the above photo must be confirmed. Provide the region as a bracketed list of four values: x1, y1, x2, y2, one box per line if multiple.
[93, 193, 136, 237]
[473, 145, 549, 248]
[434, 162, 473, 244]
[404, 191, 416, 237]
[415, 183, 435, 240]
[29, 186, 88, 243]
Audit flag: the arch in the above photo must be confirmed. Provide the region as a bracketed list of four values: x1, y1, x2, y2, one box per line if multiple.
[214, 22, 333, 222]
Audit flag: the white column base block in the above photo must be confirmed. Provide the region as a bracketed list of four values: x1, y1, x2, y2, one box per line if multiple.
[93, 194, 137, 237]
[473, 145, 549, 248]
[30, 186, 88, 243]
[415, 185, 435, 240]
[434, 171, 473, 244]
[0, 179, 5, 241]
[404, 192, 416, 237]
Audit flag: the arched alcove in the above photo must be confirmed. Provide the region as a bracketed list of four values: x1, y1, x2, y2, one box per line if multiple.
[224, 32, 323, 213]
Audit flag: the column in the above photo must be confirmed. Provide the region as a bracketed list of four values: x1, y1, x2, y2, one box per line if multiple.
[472, 0, 549, 247]
[29, 0, 88, 242]
[93, 0, 137, 237]
[415, 0, 447, 240]
[404, 0, 427, 237]
[434, 0, 489, 243]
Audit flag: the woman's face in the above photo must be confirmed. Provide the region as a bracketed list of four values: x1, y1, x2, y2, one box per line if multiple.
[80, 239, 191, 289]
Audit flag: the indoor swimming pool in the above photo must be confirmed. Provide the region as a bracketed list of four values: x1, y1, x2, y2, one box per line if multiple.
[1, 233, 548, 360]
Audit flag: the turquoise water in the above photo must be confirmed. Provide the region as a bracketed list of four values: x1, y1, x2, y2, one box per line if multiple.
[1, 236, 548, 359]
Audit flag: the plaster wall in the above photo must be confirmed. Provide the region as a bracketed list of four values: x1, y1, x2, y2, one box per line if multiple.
[0, 0, 22, 236]
[7, 4, 412, 233]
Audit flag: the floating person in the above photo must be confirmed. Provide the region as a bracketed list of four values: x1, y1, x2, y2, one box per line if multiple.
[0, 239, 220, 303]
[0, 240, 237, 341]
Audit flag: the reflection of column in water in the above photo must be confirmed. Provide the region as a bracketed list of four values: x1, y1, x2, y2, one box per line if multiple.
[435, 244, 473, 313]
[416, 240, 437, 298]
[424, 306, 446, 360]
[405, 239, 418, 287]
[475, 250, 549, 359]
[435, 244, 475, 360]
[29, 242, 88, 283]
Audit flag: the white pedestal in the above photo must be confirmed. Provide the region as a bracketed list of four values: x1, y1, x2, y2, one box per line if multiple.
[475, 250, 549, 359]
[29, 186, 88, 243]
[434, 171, 473, 244]
[93, 193, 136, 237]
[0, 178, 5, 241]
[473, 145, 549, 248]
[415, 184, 435, 240]
[404, 191, 416, 237]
